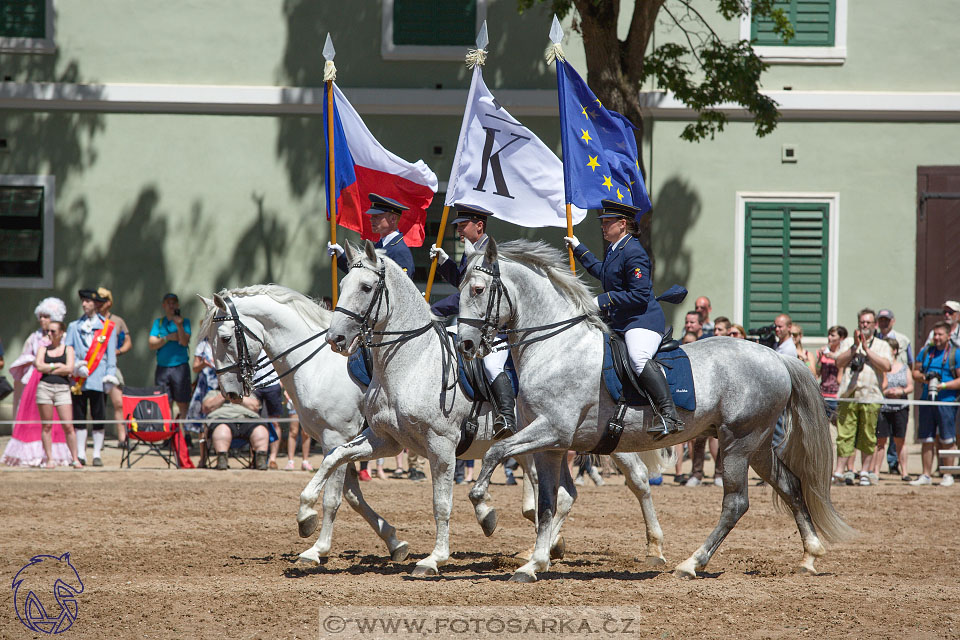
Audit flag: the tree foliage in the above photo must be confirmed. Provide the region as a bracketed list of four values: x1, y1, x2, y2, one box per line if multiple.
[518, 0, 793, 143]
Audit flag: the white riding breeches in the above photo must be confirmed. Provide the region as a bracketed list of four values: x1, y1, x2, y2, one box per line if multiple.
[481, 344, 509, 382]
[624, 327, 661, 375]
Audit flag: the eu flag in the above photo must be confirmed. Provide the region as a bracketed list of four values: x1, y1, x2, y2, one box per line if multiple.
[556, 59, 651, 219]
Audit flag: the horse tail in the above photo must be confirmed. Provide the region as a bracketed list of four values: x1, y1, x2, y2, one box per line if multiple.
[640, 447, 674, 477]
[777, 356, 855, 543]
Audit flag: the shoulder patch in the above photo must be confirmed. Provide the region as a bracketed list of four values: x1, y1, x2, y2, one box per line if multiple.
[633, 267, 643, 279]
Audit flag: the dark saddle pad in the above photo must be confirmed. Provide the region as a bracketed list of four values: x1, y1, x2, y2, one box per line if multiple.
[602, 330, 696, 412]
[346, 337, 519, 402]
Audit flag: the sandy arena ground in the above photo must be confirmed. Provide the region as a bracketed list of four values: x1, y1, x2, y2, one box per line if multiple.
[2, 440, 959, 639]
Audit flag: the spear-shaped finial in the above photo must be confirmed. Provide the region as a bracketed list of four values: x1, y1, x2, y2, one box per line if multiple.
[546, 15, 565, 64]
[323, 33, 337, 82]
[466, 20, 489, 68]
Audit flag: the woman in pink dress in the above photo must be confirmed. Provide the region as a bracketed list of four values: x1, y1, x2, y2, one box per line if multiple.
[2, 297, 73, 467]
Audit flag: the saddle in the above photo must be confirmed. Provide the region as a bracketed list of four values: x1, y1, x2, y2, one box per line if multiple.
[595, 328, 696, 454]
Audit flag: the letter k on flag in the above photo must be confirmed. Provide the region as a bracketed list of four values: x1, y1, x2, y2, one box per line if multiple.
[445, 66, 585, 228]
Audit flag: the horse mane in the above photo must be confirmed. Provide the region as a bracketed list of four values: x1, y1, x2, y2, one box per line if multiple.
[200, 284, 332, 337]
[463, 239, 607, 332]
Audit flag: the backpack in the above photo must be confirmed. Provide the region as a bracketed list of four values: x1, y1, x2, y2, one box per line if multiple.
[131, 399, 166, 432]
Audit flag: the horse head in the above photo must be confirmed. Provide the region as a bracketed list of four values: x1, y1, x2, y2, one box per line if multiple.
[13, 552, 84, 634]
[328, 240, 386, 356]
[458, 236, 512, 360]
[201, 293, 266, 401]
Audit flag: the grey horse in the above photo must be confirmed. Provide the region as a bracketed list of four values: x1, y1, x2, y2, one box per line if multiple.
[456, 238, 853, 582]
[310, 240, 672, 575]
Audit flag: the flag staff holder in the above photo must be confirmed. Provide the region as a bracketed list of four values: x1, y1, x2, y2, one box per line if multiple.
[425, 22, 489, 301]
[323, 34, 339, 307]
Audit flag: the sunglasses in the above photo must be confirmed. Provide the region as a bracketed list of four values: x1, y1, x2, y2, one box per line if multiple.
[728, 331, 742, 337]
[945, 310, 957, 315]
[44, 329, 60, 335]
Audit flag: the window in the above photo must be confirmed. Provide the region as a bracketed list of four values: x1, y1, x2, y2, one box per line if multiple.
[0, 175, 55, 288]
[735, 193, 838, 336]
[740, 0, 846, 64]
[0, 0, 55, 53]
[382, 0, 487, 61]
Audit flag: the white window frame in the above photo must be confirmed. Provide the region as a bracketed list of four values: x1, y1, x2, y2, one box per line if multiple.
[0, 0, 56, 54]
[381, 0, 487, 61]
[739, 0, 847, 65]
[0, 174, 56, 289]
[733, 191, 839, 337]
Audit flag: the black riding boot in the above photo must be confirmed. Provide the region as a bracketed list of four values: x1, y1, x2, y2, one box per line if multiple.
[637, 360, 684, 438]
[490, 372, 517, 439]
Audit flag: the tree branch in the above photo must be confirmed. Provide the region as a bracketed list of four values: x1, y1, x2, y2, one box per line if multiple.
[661, 3, 704, 67]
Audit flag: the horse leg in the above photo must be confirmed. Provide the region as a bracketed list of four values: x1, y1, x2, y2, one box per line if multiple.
[412, 452, 455, 577]
[674, 442, 752, 579]
[750, 445, 825, 575]
[297, 429, 401, 538]
[297, 462, 347, 564]
[612, 452, 666, 567]
[511, 450, 565, 583]
[341, 463, 410, 562]
[516, 454, 538, 524]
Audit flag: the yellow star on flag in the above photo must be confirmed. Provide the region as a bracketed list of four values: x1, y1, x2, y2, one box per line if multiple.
[595, 98, 603, 108]
[586, 155, 600, 171]
[601, 175, 612, 190]
[616, 188, 624, 201]
[580, 129, 592, 144]
[581, 105, 588, 118]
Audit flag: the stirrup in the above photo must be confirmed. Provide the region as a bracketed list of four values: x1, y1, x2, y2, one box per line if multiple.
[492, 415, 515, 440]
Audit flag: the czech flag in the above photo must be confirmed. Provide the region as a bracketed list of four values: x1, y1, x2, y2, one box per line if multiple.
[323, 83, 438, 247]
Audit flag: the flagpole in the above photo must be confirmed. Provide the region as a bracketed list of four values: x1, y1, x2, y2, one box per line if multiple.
[549, 17, 577, 275]
[565, 203, 575, 272]
[323, 35, 339, 308]
[424, 205, 449, 301]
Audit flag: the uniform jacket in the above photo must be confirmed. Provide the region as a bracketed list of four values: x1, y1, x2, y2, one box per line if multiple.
[338, 232, 415, 280]
[430, 235, 489, 318]
[573, 235, 665, 334]
[65, 312, 118, 392]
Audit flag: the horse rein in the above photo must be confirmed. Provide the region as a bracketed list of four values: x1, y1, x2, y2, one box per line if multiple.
[212, 296, 328, 394]
[458, 258, 588, 353]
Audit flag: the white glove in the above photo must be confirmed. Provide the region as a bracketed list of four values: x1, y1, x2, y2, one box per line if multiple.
[327, 242, 344, 257]
[429, 246, 449, 265]
[75, 365, 90, 378]
[103, 374, 119, 386]
[563, 235, 581, 250]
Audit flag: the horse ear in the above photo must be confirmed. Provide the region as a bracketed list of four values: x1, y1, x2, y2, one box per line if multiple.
[59, 552, 70, 562]
[212, 294, 227, 311]
[463, 238, 476, 256]
[484, 236, 498, 264]
[344, 242, 355, 263]
[364, 239, 378, 262]
[197, 295, 214, 310]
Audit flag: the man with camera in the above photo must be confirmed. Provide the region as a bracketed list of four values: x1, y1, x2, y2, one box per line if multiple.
[910, 322, 959, 486]
[834, 308, 892, 486]
[148, 292, 192, 418]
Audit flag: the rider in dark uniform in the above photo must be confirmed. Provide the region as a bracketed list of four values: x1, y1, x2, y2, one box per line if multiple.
[327, 193, 415, 279]
[429, 203, 517, 439]
[564, 199, 684, 437]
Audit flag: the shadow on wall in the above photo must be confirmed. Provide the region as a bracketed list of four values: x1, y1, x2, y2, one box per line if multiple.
[650, 176, 701, 318]
[214, 192, 291, 288]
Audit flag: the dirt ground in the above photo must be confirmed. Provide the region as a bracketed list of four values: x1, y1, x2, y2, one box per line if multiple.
[2, 440, 959, 639]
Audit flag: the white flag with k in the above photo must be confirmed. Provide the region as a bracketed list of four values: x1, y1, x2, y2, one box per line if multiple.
[445, 66, 586, 228]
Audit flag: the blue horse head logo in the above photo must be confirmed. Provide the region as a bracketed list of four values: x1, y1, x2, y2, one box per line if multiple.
[12, 553, 84, 634]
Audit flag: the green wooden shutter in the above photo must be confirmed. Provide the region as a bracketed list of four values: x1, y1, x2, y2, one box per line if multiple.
[0, 185, 45, 278]
[0, 0, 46, 39]
[744, 202, 829, 335]
[751, 0, 835, 47]
[393, 0, 476, 46]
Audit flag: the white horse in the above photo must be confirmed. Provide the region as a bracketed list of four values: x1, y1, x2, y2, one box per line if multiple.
[199, 285, 409, 564]
[457, 239, 853, 582]
[303, 241, 671, 576]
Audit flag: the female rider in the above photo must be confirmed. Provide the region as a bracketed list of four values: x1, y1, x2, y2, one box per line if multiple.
[563, 199, 684, 437]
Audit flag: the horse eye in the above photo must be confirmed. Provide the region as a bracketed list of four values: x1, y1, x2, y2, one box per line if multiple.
[473, 286, 485, 296]
[222, 336, 231, 344]
[361, 284, 373, 293]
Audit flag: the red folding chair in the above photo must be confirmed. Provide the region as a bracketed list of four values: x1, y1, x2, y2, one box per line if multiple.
[120, 387, 179, 468]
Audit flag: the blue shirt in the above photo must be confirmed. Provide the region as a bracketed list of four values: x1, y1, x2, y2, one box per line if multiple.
[65, 313, 117, 392]
[150, 317, 191, 367]
[918, 345, 958, 402]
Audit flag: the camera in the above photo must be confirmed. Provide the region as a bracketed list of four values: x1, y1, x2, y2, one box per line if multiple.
[849, 353, 866, 373]
[747, 324, 777, 349]
[925, 372, 942, 400]
[174, 308, 181, 317]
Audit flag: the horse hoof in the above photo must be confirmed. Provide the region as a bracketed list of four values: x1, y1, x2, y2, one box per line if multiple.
[298, 512, 319, 538]
[390, 542, 410, 562]
[480, 509, 499, 537]
[509, 571, 537, 583]
[549, 537, 566, 561]
[297, 549, 325, 565]
[673, 568, 697, 580]
[644, 556, 667, 567]
[797, 565, 818, 576]
[411, 564, 438, 577]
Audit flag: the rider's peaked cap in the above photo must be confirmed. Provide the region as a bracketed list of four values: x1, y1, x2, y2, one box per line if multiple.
[597, 199, 641, 219]
[449, 203, 492, 225]
[365, 193, 408, 216]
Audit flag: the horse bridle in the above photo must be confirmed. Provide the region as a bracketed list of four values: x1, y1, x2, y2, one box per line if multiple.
[212, 295, 328, 395]
[459, 257, 588, 353]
